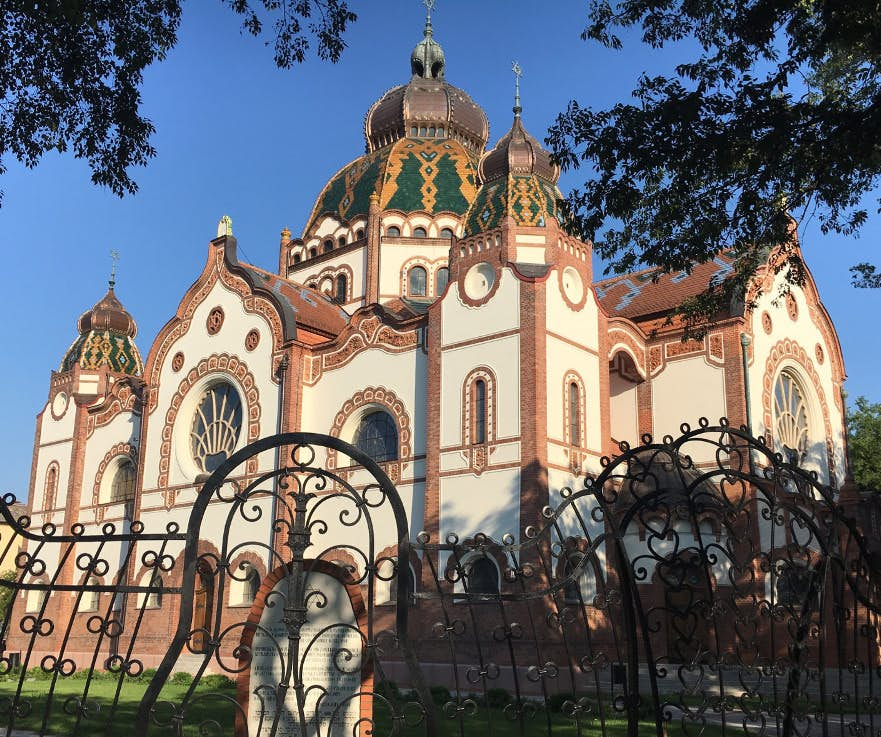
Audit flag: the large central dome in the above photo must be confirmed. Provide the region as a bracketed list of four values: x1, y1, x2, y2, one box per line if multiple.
[364, 15, 488, 154]
[303, 15, 488, 236]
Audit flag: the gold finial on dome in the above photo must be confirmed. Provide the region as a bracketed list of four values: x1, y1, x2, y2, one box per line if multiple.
[512, 61, 523, 118]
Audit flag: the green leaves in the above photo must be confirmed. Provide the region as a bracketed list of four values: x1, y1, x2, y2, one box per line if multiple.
[0, 1, 356, 203]
[548, 0, 881, 322]
[847, 397, 881, 491]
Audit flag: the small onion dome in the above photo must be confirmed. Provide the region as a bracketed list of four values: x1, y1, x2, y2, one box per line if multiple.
[60, 287, 143, 376]
[464, 118, 562, 237]
[304, 136, 480, 237]
[364, 19, 488, 153]
[479, 116, 559, 185]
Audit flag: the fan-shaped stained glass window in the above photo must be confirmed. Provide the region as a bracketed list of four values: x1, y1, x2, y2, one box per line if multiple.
[773, 371, 809, 465]
[191, 384, 243, 473]
[110, 460, 136, 504]
[353, 411, 398, 463]
[408, 266, 427, 296]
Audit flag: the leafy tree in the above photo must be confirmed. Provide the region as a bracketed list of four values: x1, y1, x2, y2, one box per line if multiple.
[547, 0, 881, 327]
[0, 1, 356, 203]
[848, 397, 881, 491]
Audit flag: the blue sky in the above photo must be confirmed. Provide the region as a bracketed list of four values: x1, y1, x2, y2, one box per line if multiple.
[1, 2, 878, 499]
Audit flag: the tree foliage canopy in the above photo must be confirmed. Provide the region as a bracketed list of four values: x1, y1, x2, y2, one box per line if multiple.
[848, 397, 881, 491]
[547, 0, 881, 324]
[0, 1, 356, 202]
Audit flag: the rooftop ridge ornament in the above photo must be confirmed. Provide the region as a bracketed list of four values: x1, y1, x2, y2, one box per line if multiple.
[109, 249, 119, 290]
[217, 215, 233, 238]
[512, 61, 523, 117]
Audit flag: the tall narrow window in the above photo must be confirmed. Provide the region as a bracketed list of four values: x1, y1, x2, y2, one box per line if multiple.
[337, 236, 347, 249]
[408, 266, 427, 297]
[110, 460, 136, 504]
[293, 253, 302, 264]
[569, 382, 581, 447]
[474, 380, 487, 444]
[44, 465, 58, 510]
[309, 247, 318, 258]
[435, 267, 449, 295]
[335, 274, 347, 303]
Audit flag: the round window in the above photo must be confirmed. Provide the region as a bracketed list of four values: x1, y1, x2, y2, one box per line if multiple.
[562, 266, 584, 303]
[463, 262, 496, 301]
[191, 383, 243, 473]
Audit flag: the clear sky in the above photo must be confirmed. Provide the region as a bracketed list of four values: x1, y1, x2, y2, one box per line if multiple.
[1, 1, 878, 500]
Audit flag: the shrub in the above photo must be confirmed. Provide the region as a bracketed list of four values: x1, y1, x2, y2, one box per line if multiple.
[486, 687, 511, 709]
[200, 674, 235, 689]
[171, 671, 193, 685]
[429, 685, 451, 705]
[547, 692, 575, 712]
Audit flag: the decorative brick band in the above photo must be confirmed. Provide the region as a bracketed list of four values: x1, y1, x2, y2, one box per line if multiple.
[761, 338, 835, 480]
[157, 353, 261, 489]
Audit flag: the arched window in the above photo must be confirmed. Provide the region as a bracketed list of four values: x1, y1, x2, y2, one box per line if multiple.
[465, 555, 499, 595]
[337, 236, 346, 249]
[440, 227, 455, 240]
[293, 253, 302, 264]
[335, 274, 348, 303]
[408, 266, 427, 296]
[110, 460, 136, 504]
[191, 383, 243, 474]
[435, 267, 449, 295]
[44, 464, 58, 510]
[140, 572, 163, 609]
[473, 380, 487, 444]
[356, 228, 365, 240]
[569, 382, 581, 447]
[79, 576, 101, 612]
[309, 247, 318, 258]
[386, 225, 401, 237]
[773, 371, 809, 465]
[26, 580, 49, 613]
[353, 411, 398, 463]
[413, 226, 427, 238]
[323, 239, 334, 254]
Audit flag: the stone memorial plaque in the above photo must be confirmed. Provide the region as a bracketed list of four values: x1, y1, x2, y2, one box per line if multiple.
[240, 567, 368, 737]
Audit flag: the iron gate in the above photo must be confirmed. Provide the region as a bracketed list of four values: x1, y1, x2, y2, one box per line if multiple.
[1, 422, 879, 736]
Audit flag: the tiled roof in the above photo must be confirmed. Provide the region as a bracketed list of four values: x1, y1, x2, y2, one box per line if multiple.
[464, 174, 559, 236]
[594, 254, 735, 320]
[239, 265, 350, 339]
[305, 137, 479, 236]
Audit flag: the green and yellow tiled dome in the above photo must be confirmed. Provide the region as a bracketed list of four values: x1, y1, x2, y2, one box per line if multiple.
[304, 137, 480, 235]
[464, 115, 561, 236]
[61, 287, 143, 376]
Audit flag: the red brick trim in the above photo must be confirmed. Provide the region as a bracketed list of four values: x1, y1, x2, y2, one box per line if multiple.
[157, 353, 261, 488]
[91, 442, 138, 510]
[327, 387, 412, 479]
[761, 339, 835, 480]
[461, 367, 498, 475]
[86, 377, 142, 438]
[234, 559, 373, 737]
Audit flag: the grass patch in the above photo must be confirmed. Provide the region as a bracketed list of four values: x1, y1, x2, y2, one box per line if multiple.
[0, 675, 736, 736]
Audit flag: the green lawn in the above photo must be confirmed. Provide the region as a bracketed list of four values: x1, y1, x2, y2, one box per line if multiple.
[0, 675, 736, 736]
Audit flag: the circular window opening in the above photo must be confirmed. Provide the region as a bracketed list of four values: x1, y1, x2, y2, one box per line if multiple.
[352, 410, 398, 463]
[191, 383, 243, 473]
[464, 262, 496, 300]
[562, 266, 584, 303]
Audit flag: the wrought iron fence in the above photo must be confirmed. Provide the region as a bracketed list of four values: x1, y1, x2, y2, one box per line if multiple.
[0, 422, 879, 737]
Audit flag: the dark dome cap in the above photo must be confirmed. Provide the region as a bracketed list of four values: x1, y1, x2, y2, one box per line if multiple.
[77, 287, 138, 338]
[479, 116, 559, 184]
